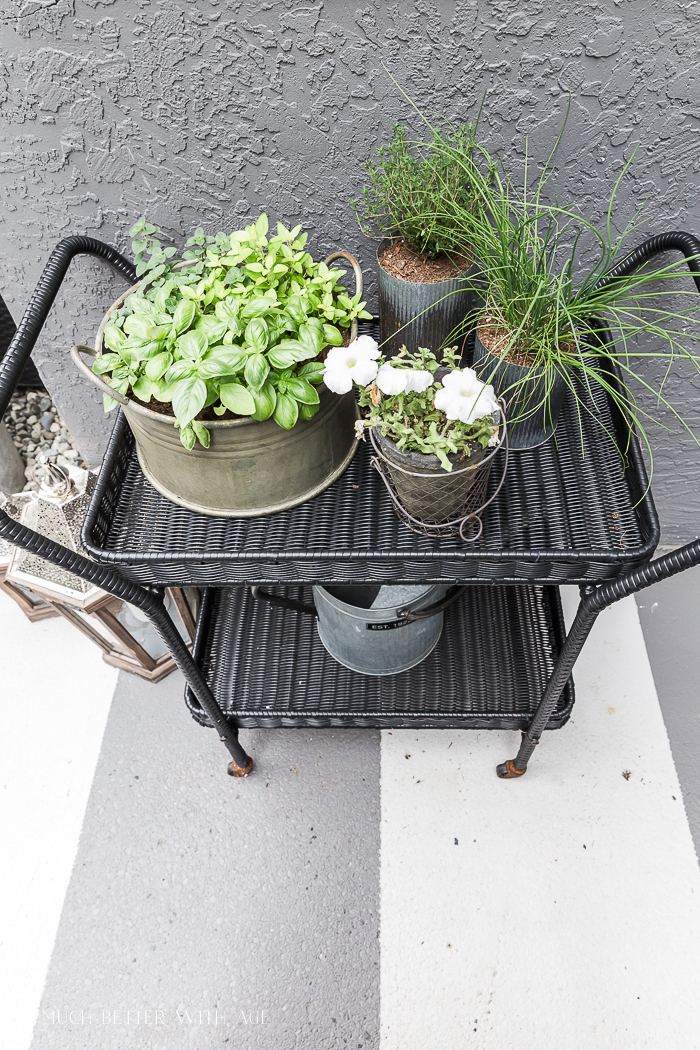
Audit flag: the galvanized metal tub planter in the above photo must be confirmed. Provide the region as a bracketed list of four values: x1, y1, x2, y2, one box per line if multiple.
[115, 386, 358, 517]
[72, 255, 363, 519]
[313, 583, 448, 675]
[472, 329, 568, 451]
[377, 239, 482, 358]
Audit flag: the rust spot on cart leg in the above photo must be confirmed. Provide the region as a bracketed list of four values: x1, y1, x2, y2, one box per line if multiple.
[227, 756, 254, 777]
[496, 759, 527, 779]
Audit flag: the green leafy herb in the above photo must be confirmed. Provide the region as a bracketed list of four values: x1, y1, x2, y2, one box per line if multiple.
[352, 123, 485, 259]
[94, 216, 371, 448]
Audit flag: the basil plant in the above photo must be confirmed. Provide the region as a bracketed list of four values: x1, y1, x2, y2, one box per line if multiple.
[95, 214, 371, 449]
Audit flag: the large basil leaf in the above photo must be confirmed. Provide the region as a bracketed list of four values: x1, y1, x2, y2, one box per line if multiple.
[244, 352, 269, 392]
[297, 321, 323, 355]
[244, 316, 269, 353]
[145, 351, 173, 381]
[250, 381, 276, 421]
[123, 315, 152, 339]
[172, 298, 196, 335]
[198, 346, 247, 378]
[242, 297, 276, 320]
[132, 375, 159, 401]
[218, 382, 256, 416]
[273, 392, 299, 429]
[267, 339, 317, 369]
[285, 296, 306, 323]
[93, 352, 120, 375]
[297, 361, 325, 385]
[215, 299, 239, 324]
[322, 323, 344, 346]
[176, 329, 208, 361]
[103, 324, 127, 353]
[196, 316, 227, 343]
[285, 377, 320, 405]
[172, 375, 207, 427]
[165, 360, 195, 382]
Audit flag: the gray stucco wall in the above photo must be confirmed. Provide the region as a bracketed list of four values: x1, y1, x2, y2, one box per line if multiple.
[1, 1, 699, 542]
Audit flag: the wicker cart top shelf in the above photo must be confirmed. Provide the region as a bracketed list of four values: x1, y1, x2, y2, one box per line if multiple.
[82, 346, 658, 587]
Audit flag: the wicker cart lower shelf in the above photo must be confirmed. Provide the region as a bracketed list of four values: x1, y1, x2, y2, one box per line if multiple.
[185, 584, 574, 730]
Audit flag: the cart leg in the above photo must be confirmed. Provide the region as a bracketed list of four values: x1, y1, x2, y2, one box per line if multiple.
[146, 593, 254, 777]
[497, 592, 600, 779]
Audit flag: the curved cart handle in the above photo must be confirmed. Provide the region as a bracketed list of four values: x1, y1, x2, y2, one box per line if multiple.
[589, 230, 700, 605]
[597, 230, 700, 293]
[0, 236, 134, 420]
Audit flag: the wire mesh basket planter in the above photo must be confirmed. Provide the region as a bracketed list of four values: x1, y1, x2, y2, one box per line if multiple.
[368, 407, 508, 542]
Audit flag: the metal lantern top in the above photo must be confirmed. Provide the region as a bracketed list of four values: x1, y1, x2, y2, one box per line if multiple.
[6, 461, 104, 609]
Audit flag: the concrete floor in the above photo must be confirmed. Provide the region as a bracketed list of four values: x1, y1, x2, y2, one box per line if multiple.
[1, 567, 699, 1049]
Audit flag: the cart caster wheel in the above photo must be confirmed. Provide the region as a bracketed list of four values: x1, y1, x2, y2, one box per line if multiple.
[497, 759, 527, 779]
[227, 756, 254, 778]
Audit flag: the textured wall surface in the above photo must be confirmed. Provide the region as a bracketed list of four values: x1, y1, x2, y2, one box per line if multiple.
[1, 0, 699, 540]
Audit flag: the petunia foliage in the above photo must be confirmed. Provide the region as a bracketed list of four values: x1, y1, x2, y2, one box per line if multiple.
[323, 343, 499, 471]
[94, 214, 371, 449]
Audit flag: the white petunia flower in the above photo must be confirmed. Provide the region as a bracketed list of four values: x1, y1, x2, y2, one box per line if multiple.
[323, 335, 380, 393]
[434, 367, 499, 424]
[403, 369, 434, 393]
[375, 363, 408, 395]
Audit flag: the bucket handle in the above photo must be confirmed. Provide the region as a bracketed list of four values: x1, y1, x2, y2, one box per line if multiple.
[251, 584, 463, 623]
[70, 343, 130, 406]
[250, 585, 317, 617]
[323, 250, 363, 343]
[398, 585, 465, 622]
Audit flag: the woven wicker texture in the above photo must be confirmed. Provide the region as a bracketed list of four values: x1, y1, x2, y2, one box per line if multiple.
[83, 357, 658, 586]
[184, 585, 574, 730]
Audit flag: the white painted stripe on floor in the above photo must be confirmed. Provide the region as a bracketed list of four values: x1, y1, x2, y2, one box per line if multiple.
[0, 592, 118, 1050]
[380, 592, 700, 1050]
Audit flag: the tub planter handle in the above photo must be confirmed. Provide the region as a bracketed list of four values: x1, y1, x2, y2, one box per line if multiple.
[71, 343, 129, 406]
[323, 250, 363, 343]
[398, 585, 465, 621]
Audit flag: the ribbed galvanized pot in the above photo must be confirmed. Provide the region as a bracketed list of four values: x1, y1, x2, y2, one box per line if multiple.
[313, 583, 447, 675]
[377, 239, 483, 358]
[375, 430, 489, 523]
[72, 254, 362, 517]
[472, 330, 568, 450]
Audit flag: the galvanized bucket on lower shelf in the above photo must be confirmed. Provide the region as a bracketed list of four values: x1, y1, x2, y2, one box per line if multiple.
[313, 583, 448, 676]
[377, 239, 484, 358]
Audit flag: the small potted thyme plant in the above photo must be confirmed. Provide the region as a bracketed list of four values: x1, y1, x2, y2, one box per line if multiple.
[352, 124, 485, 357]
[323, 338, 500, 522]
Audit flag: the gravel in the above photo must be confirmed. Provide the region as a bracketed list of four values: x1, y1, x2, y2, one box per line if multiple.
[3, 389, 86, 491]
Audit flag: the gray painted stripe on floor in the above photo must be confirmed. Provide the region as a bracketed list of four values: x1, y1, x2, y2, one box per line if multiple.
[636, 563, 700, 855]
[30, 671, 380, 1049]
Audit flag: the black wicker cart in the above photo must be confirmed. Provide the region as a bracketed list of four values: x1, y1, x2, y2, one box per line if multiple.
[2, 233, 699, 779]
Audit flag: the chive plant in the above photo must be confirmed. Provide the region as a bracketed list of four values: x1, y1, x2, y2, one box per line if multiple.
[423, 131, 700, 462]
